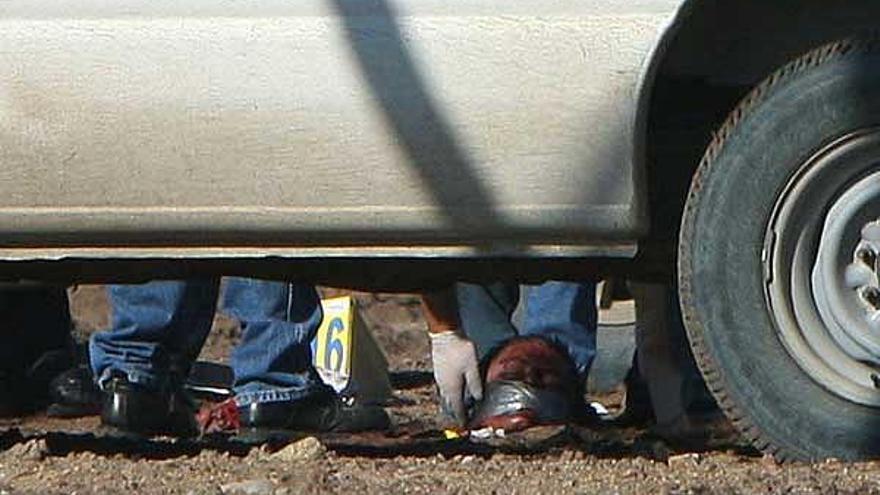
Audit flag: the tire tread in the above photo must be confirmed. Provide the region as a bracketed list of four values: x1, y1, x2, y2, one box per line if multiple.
[678, 36, 880, 462]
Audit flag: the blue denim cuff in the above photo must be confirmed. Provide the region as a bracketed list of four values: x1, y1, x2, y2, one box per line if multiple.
[234, 382, 334, 407]
[96, 367, 166, 392]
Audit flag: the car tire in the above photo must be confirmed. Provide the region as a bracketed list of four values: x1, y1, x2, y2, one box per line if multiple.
[679, 37, 880, 461]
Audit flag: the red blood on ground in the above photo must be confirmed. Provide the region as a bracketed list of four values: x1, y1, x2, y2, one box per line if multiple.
[196, 398, 240, 435]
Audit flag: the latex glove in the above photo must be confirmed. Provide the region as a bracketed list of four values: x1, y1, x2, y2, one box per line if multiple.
[429, 331, 483, 426]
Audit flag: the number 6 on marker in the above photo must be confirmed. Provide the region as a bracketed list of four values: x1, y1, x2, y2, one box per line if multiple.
[323, 316, 346, 372]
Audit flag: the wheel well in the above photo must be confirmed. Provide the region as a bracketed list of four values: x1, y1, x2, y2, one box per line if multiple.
[641, 0, 880, 264]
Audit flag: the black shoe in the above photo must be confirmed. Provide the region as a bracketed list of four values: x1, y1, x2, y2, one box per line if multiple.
[237, 392, 389, 440]
[47, 365, 102, 418]
[100, 373, 197, 437]
[0, 285, 76, 416]
[611, 362, 655, 427]
[0, 349, 74, 417]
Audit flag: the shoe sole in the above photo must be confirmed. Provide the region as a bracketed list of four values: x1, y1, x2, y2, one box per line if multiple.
[98, 421, 199, 441]
[232, 427, 308, 445]
[97, 424, 156, 441]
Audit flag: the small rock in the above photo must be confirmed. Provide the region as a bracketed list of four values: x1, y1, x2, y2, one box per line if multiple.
[77, 452, 97, 461]
[761, 453, 781, 470]
[6, 439, 48, 461]
[220, 479, 273, 495]
[272, 437, 327, 462]
[667, 453, 701, 468]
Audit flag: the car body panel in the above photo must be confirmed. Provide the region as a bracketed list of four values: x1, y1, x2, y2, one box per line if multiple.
[0, 0, 682, 259]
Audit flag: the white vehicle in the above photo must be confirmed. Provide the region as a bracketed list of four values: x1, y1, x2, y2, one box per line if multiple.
[2, 0, 880, 460]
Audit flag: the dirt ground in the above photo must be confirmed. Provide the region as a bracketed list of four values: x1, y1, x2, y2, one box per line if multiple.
[2, 286, 880, 494]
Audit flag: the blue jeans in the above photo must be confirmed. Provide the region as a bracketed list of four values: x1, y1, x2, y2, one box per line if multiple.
[455, 281, 598, 380]
[89, 278, 331, 407]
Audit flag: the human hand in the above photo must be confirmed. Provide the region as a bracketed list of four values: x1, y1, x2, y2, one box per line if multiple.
[429, 331, 483, 426]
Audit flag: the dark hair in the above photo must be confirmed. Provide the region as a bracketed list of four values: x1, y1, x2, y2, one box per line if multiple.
[479, 335, 583, 404]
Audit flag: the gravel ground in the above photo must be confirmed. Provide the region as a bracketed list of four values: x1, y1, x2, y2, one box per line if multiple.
[2, 286, 880, 494]
[3, 425, 880, 495]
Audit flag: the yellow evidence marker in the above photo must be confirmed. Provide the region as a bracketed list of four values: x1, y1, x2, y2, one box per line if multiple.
[311, 296, 392, 405]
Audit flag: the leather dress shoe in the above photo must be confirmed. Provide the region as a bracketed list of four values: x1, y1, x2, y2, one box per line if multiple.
[47, 365, 102, 418]
[100, 373, 197, 437]
[0, 349, 74, 417]
[237, 391, 389, 440]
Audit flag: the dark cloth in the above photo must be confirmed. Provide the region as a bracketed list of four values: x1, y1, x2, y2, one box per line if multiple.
[0, 286, 73, 414]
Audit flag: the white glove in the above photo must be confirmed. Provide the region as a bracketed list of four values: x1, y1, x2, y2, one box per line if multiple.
[429, 331, 483, 426]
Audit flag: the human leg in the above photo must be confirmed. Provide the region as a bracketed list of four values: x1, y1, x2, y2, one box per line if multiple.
[89, 280, 218, 435]
[630, 281, 718, 442]
[455, 282, 519, 361]
[520, 281, 598, 380]
[90, 280, 218, 391]
[224, 278, 331, 406]
[630, 281, 690, 430]
[225, 278, 388, 434]
[0, 286, 73, 415]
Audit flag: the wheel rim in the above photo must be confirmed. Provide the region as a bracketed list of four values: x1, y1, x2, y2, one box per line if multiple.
[765, 128, 880, 406]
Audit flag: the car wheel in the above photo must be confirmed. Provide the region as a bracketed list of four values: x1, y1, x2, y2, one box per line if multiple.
[679, 38, 880, 461]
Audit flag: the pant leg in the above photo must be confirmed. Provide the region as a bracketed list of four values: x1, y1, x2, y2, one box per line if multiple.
[89, 280, 219, 390]
[0, 286, 72, 376]
[224, 278, 331, 406]
[0, 286, 73, 410]
[630, 281, 688, 427]
[520, 281, 598, 381]
[454, 282, 520, 362]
